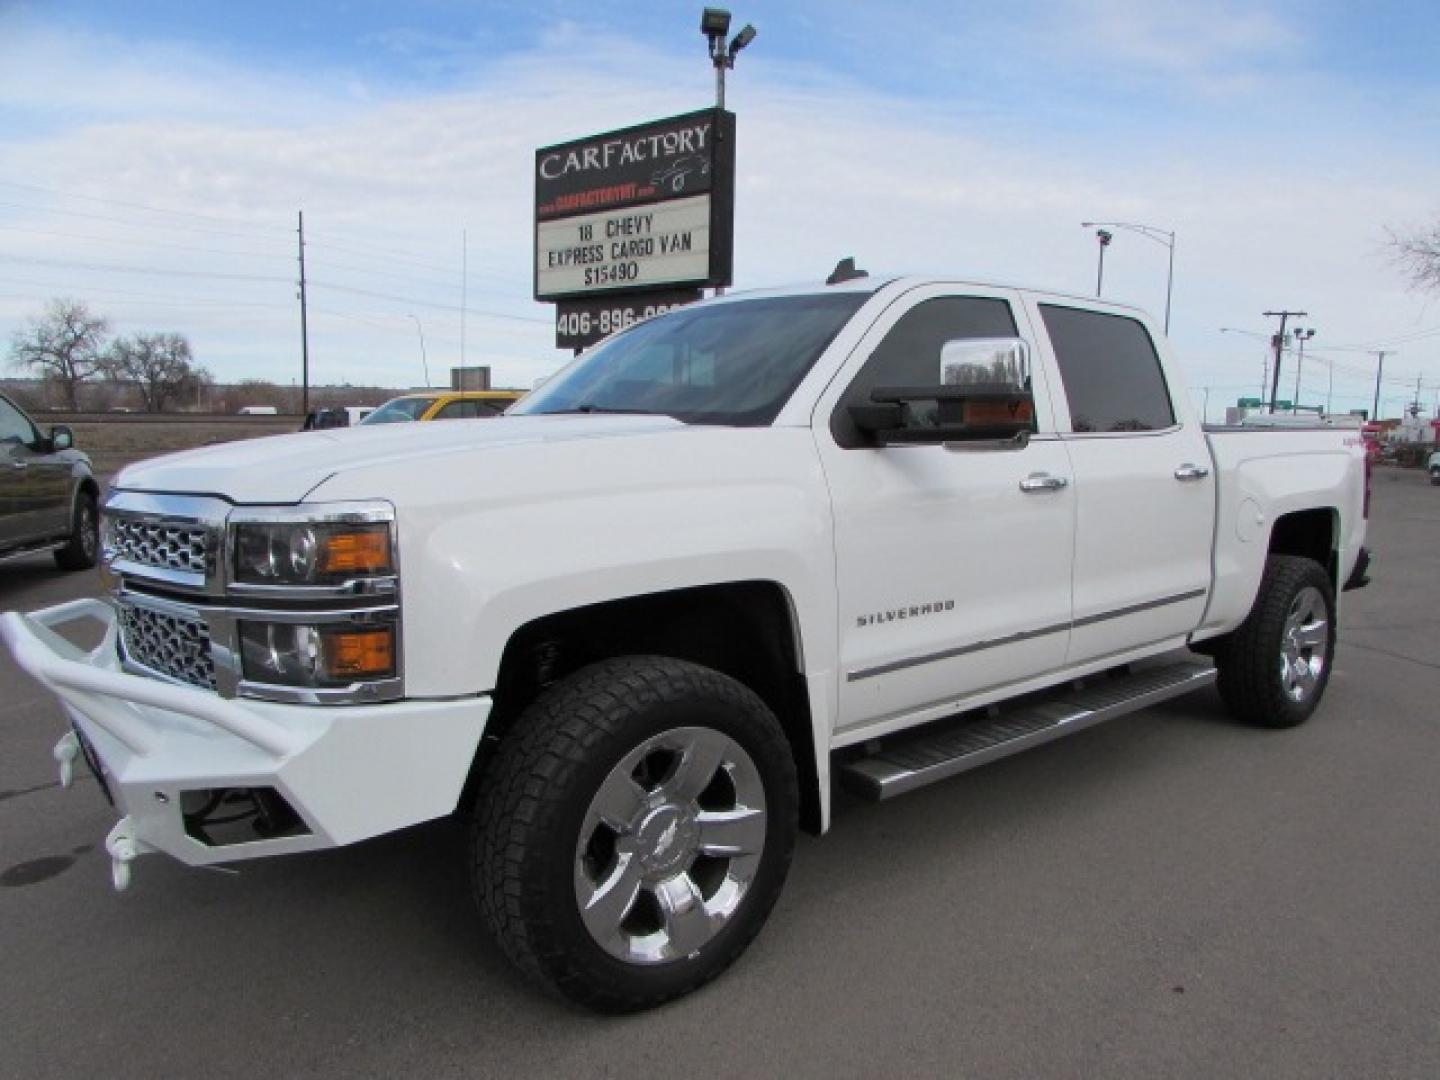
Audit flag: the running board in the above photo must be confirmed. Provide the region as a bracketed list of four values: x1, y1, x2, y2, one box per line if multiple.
[838, 660, 1216, 801]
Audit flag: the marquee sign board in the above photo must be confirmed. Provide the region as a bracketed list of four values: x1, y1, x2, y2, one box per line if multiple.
[534, 108, 735, 303]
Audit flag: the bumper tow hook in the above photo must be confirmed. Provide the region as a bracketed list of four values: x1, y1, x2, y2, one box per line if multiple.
[53, 731, 80, 789]
[105, 817, 142, 892]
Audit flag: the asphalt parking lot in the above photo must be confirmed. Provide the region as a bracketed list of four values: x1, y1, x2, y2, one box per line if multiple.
[1, 468, 1437, 1079]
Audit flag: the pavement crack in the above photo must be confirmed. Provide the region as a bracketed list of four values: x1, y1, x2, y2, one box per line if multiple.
[1342, 640, 1440, 672]
[0, 775, 91, 804]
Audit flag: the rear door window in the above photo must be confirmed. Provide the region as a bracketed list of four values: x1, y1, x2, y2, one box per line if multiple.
[1039, 305, 1175, 433]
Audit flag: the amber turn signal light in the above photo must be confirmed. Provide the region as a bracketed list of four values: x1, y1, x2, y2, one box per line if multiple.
[319, 527, 392, 576]
[323, 628, 395, 679]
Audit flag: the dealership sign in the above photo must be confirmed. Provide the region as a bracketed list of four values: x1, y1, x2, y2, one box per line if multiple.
[534, 108, 735, 308]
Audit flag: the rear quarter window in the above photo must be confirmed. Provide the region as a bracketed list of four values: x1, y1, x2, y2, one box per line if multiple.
[1039, 304, 1175, 433]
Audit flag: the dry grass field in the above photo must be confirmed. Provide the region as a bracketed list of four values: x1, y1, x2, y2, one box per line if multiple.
[53, 413, 299, 480]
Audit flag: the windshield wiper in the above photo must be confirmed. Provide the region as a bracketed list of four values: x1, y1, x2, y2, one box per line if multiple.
[543, 404, 661, 416]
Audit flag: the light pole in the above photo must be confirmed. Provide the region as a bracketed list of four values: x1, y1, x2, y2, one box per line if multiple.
[701, 8, 757, 111]
[1092, 229, 1113, 297]
[408, 314, 431, 388]
[1292, 327, 1315, 412]
[1082, 221, 1177, 333]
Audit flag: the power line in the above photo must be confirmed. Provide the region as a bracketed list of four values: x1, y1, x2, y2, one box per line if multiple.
[0, 198, 283, 243]
[0, 223, 287, 261]
[306, 280, 548, 324]
[0, 178, 295, 234]
[0, 252, 292, 284]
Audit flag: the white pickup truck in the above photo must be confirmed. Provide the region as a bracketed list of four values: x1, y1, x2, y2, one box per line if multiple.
[4, 273, 1372, 1012]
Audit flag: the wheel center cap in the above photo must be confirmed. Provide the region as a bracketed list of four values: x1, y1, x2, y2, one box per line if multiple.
[636, 805, 697, 874]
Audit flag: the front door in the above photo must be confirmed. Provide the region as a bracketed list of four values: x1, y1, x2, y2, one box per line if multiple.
[0, 397, 67, 544]
[814, 285, 1077, 737]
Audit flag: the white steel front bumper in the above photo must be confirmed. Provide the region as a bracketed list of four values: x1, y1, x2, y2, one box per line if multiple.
[1, 599, 491, 889]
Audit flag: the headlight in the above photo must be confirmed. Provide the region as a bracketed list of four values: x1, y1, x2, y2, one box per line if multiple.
[239, 621, 396, 687]
[233, 521, 392, 586]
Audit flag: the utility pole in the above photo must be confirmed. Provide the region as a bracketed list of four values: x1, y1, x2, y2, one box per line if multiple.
[461, 228, 468, 375]
[297, 210, 310, 417]
[1263, 309, 1305, 413]
[1368, 350, 1390, 420]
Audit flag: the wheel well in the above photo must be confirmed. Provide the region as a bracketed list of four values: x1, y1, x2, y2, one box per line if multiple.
[472, 581, 822, 834]
[78, 478, 99, 504]
[1268, 508, 1337, 586]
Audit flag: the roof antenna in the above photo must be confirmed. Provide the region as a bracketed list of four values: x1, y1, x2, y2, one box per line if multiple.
[826, 257, 868, 285]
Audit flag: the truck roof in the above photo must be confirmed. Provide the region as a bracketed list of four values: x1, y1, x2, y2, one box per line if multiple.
[708, 274, 1149, 319]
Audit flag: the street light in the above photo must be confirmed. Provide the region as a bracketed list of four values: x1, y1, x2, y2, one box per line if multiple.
[1292, 327, 1315, 412]
[408, 314, 431, 388]
[1091, 229, 1113, 297]
[701, 7, 757, 110]
[1081, 221, 1177, 333]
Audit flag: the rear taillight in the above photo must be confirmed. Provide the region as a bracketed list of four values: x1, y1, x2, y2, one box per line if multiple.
[1363, 451, 1372, 519]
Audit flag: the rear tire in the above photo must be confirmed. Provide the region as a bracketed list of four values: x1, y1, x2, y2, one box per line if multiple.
[471, 655, 798, 1012]
[53, 491, 98, 571]
[1213, 555, 1335, 728]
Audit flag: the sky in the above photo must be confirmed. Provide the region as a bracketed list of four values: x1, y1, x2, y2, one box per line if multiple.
[1, 0, 1438, 419]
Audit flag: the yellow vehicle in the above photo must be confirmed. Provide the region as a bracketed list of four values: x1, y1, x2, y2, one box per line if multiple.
[359, 390, 524, 425]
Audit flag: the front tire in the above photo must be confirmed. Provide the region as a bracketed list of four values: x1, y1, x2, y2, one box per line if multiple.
[472, 655, 798, 1012]
[1214, 555, 1336, 728]
[53, 491, 98, 571]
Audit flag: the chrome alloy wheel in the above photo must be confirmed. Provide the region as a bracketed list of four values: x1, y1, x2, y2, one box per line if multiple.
[574, 726, 767, 965]
[1279, 585, 1329, 703]
[78, 501, 98, 562]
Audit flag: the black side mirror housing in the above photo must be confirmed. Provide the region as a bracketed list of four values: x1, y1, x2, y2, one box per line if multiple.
[848, 384, 1034, 445]
[49, 425, 74, 451]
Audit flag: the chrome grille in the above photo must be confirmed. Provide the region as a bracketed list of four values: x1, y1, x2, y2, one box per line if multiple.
[107, 517, 210, 575]
[117, 605, 217, 690]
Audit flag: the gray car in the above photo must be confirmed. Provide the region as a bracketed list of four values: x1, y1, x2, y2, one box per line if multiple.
[0, 393, 100, 571]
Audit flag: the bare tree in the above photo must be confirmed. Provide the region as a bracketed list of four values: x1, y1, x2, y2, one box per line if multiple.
[103, 332, 211, 413]
[7, 299, 109, 410]
[1388, 222, 1440, 294]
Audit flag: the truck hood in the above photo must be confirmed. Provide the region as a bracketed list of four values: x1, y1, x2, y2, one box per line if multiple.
[113, 414, 686, 503]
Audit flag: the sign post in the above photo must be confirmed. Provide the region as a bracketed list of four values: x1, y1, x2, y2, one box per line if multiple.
[535, 108, 735, 350]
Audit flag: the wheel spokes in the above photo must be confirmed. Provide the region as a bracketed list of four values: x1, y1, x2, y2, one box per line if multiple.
[590, 772, 646, 833]
[1294, 619, 1328, 649]
[579, 851, 645, 942]
[653, 872, 713, 957]
[661, 729, 728, 803]
[695, 807, 766, 857]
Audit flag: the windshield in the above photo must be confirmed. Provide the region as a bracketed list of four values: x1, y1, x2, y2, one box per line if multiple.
[513, 293, 869, 426]
[359, 396, 432, 424]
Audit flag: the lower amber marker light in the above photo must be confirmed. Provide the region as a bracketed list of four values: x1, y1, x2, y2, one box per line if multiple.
[324, 628, 395, 679]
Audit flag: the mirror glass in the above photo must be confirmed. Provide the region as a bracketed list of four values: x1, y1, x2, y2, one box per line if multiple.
[50, 426, 73, 450]
[940, 337, 1029, 389]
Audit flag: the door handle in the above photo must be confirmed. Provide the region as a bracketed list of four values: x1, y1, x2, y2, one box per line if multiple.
[1019, 473, 1069, 492]
[10, 461, 27, 470]
[1174, 463, 1210, 481]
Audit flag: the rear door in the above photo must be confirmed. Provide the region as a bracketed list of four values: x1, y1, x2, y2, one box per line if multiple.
[814, 285, 1076, 736]
[1025, 299, 1213, 664]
